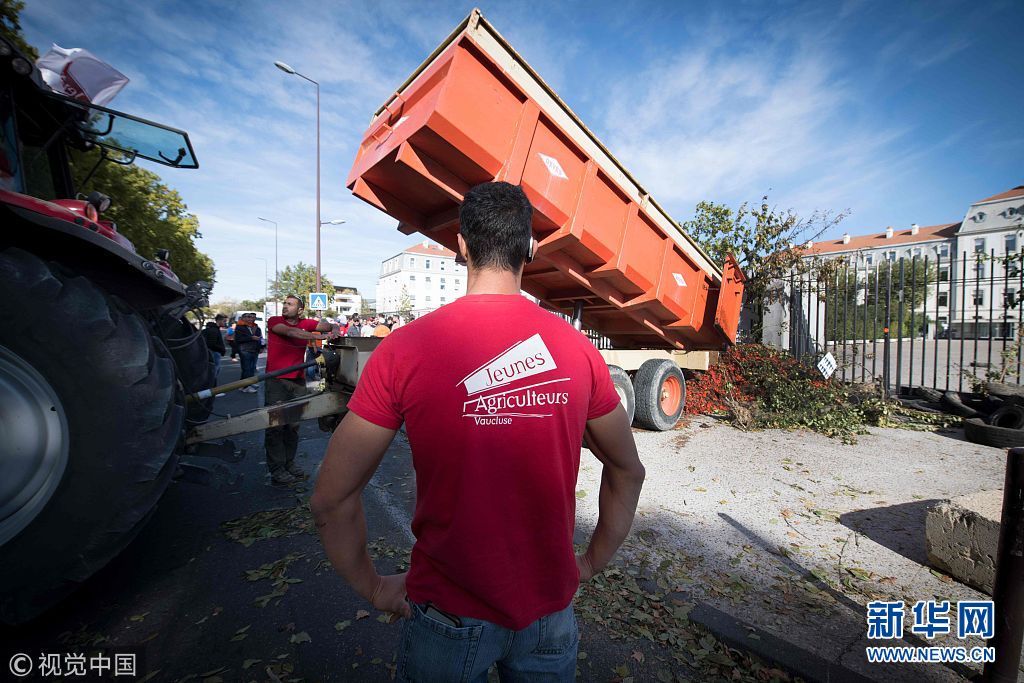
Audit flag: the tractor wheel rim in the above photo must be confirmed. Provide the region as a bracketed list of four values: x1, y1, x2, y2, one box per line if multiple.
[660, 375, 682, 415]
[614, 385, 630, 412]
[0, 345, 69, 546]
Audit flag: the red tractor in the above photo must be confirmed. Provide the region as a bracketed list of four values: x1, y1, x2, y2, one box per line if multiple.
[0, 39, 214, 622]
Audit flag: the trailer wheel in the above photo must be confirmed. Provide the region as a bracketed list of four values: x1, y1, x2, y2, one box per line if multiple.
[0, 248, 183, 623]
[632, 359, 685, 431]
[607, 365, 635, 426]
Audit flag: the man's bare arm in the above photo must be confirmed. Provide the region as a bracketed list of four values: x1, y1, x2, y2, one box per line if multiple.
[271, 323, 324, 340]
[310, 412, 397, 601]
[579, 405, 645, 578]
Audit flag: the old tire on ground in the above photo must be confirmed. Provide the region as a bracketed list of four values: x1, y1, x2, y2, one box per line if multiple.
[941, 391, 983, 419]
[985, 381, 1024, 400]
[607, 365, 635, 427]
[963, 417, 1024, 449]
[633, 359, 685, 431]
[912, 386, 943, 404]
[0, 248, 183, 623]
[988, 404, 1024, 430]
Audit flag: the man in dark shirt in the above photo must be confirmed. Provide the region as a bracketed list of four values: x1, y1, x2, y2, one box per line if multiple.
[201, 314, 227, 382]
[234, 313, 262, 393]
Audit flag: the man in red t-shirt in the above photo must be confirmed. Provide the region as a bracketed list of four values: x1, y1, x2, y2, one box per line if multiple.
[264, 294, 337, 485]
[311, 182, 644, 680]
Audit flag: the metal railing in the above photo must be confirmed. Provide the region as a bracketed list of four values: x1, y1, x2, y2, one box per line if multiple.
[784, 251, 1024, 393]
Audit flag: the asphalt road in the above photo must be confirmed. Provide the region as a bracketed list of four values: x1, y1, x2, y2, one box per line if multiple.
[2, 355, 417, 682]
[1, 355, 698, 682]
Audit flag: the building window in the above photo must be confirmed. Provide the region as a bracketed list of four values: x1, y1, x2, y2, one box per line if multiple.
[455, 279, 461, 286]
[440, 284, 445, 290]
[975, 238, 986, 254]
[865, 253, 873, 266]
[939, 243, 949, 258]
[425, 276, 431, 283]
[1006, 289, 1017, 307]
[426, 296, 432, 302]
[441, 261, 446, 271]
[440, 297, 446, 303]
[409, 258, 415, 267]
[426, 259, 431, 269]
[887, 251, 896, 262]
[975, 260, 986, 280]
[938, 316, 948, 331]
[1007, 235, 1019, 254]
[938, 292, 948, 307]
[974, 290, 984, 306]
[410, 275, 416, 281]
[1010, 260, 1021, 277]
[913, 247, 922, 259]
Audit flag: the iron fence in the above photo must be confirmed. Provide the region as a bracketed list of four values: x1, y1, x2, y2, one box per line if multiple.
[784, 251, 1024, 393]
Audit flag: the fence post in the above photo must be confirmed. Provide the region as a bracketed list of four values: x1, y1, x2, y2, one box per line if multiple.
[983, 447, 1024, 683]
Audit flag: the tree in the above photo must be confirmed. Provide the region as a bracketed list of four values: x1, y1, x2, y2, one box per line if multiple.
[398, 285, 413, 319]
[70, 148, 215, 286]
[270, 262, 334, 308]
[239, 298, 266, 312]
[0, 0, 38, 60]
[681, 196, 847, 340]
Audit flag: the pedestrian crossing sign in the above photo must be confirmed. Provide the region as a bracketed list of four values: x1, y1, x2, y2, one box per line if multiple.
[309, 292, 329, 311]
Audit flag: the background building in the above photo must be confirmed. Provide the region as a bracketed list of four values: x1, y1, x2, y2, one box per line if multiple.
[332, 285, 362, 318]
[376, 241, 468, 317]
[798, 185, 1023, 339]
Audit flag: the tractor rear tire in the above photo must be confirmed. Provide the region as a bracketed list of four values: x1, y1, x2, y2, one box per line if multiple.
[633, 359, 685, 431]
[0, 248, 183, 623]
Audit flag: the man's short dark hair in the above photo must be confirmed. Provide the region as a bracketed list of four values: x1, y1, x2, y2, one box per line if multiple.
[459, 182, 533, 271]
[285, 294, 304, 310]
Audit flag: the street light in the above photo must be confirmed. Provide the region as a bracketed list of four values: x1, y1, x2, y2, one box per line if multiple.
[256, 217, 278, 290]
[274, 60, 323, 291]
[254, 257, 268, 303]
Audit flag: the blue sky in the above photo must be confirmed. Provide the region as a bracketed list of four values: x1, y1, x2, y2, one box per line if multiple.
[21, 0, 1023, 303]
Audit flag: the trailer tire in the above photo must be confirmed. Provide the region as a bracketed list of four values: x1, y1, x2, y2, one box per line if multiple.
[632, 359, 685, 431]
[964, 417, 1024, 449]
[607, 365, 635, 426]
[0, 248, 183, 624]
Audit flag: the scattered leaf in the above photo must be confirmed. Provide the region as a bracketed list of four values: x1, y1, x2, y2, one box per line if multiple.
[355, 610, 370, 620]
[289, 631, 311, 644]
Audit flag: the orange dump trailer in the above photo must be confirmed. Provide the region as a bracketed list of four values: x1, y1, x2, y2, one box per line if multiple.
[346, 9, 744, 429]
[347, 9, 744, 352]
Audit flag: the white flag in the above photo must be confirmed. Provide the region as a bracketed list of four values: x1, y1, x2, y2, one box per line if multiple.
[36, 44, 129, 106]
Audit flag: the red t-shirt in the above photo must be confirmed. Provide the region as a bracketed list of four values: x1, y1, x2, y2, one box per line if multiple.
[267, 316, 318, 378]
[347, 294, 620, 629]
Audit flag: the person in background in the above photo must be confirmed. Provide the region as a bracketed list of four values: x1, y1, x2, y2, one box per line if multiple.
[360, 317, 374, 337]
[265, 294, 338, 484]
[372, 318, 391, 338]
[226, 319, 238, 359]
[234, 312, 262, 392]
[346, 314, 362, 337]
[201, 315, 227, 382]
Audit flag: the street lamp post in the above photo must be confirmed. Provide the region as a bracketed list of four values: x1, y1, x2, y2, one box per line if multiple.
[256, 217, 278, 296]
[274, 60, 322, 291]
[254, 257, 268, 303]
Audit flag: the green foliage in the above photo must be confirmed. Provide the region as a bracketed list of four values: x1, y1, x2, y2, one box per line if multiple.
[70, 148, 215, 286]
[398, 285, 413, 318]
[0, 0, 37, 60]
[270, 262, 334, 306]
[822, 259, 936, 341]
[681, 196, 847, 339]
[239, 298, 266, 312]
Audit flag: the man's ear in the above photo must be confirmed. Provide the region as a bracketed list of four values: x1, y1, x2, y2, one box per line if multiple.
[456, 233, 469, 265]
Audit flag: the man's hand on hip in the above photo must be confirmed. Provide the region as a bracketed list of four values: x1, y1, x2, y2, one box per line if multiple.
[371, 572, 412, 621]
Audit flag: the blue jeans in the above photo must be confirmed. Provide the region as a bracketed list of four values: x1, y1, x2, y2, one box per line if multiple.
[397, 601, 577, 682]
[238, 351, 258, 380]
[210, 351, 222, 383]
